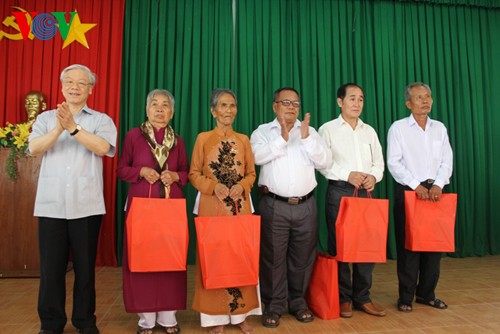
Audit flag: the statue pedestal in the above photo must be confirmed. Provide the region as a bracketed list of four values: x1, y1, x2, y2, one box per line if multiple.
[0, 148, 41, 277]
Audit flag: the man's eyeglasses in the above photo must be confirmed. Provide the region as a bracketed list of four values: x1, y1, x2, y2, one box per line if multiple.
[62, 80, 91, 89]
[275, 99, 301, 108]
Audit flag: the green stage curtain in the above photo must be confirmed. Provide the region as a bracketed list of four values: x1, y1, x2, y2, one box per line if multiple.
[119, 0, 500, 264]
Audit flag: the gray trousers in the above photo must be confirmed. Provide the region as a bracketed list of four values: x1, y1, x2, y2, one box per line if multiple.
[258, 195, 318, 314]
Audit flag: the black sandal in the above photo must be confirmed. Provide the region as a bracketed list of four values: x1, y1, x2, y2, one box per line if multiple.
[262, 311, 281, 328]
[290, 308, 314, 323]
[137, 327, 153, 334]
[397, 299, 413, 312]
[415, 297, 448, 309]
[164, 324, 181, 333]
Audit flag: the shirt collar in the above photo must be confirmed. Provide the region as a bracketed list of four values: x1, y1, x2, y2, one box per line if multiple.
[338, 113, 365, 130]
[408, 113, 432, 130]
[79, 104, 94, 115]
[270, 117, 301, 129]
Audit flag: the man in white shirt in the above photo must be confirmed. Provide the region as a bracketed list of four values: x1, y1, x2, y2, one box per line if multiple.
[387, 82, 453, 313]
[319, 83, 386, 318]
[250, 87, 331, 328]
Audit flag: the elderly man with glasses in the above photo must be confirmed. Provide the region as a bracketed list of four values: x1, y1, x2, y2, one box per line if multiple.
[250, 87, 331, 328]
[29, 64, 117, 334]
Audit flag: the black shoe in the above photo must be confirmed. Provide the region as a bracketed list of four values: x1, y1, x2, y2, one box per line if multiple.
[39, 330, 62, 334]
[76, 327, 100, 334]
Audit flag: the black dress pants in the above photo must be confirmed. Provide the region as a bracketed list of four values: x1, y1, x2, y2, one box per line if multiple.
[326, 181, 374, 305]
[38, 215, 102, 331]
[394, 183, 442, 305]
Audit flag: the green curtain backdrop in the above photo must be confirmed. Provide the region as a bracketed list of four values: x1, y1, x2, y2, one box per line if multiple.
[118, 0, 500, 264]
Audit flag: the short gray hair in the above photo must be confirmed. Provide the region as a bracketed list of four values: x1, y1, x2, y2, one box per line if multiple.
[210, 88, 237, 110]
[404, 82, 432, 101]
[146, 89, 175, 110]
[60, 64, 96, 85]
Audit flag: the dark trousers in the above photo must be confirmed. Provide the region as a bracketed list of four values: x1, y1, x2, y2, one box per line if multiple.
[394, 183, 442, 305]
[258, 195, 318, 314]
[38, 215, 102, 331]
[326, 181, 374, 305]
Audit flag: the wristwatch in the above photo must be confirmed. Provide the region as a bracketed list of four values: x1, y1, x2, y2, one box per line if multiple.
[70, 124, 82, 136]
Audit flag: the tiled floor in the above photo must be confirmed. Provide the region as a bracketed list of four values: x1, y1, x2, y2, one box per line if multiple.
[1, 256, 500, 333]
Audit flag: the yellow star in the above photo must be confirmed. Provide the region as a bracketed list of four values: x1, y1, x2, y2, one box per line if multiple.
[62, 11, 96, 49]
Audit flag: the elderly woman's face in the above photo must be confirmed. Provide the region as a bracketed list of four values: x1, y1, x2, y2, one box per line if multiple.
[146, 94, 173, 128]
[212, 93, 237, 128]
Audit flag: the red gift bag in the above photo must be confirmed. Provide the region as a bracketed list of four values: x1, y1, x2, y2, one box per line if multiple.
[335, 191, 389, 263]
[126, 197, 189, 272]
[404, 191, 457, 252]
[195, 214, 260, 289]
[306, 253, 340, 320]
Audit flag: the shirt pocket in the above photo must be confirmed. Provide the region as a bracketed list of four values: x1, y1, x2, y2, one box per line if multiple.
[432, 140, 443, 160]
[37, 177, 61, 204]
[77, 176, 100, 205]
[361, 143, 373, 162]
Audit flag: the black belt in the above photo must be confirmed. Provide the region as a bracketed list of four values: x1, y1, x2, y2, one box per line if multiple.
[420, 179, 435, 190]
[266, 190, 314, 205]
[328, 180, 353, 188]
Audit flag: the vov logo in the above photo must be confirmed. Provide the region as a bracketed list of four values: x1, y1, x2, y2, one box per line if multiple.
[0, 6, 97, 49]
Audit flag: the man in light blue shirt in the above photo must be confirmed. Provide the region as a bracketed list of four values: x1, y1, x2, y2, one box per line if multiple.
[29, 64, 117, 334]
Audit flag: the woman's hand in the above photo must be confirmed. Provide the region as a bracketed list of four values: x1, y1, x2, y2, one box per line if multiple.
[161, 170, 179, 186]
[229, 184, 244, 200]
[140, 167, 160, 184]
[214, 183, 230, 201]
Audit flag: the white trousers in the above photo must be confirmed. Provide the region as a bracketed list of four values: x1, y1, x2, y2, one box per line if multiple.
[200, 284, 262, 327]
[138, 311, 177, 329]
[200, 307, 262, 327]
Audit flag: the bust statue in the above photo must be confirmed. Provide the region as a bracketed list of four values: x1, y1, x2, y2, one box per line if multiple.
[25, 90, 47, 123]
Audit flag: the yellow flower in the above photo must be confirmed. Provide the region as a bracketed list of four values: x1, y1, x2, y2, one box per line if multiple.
[0, 127, 9, 139]
[1, 121, 32, 181]
[1, 122, 31, 149]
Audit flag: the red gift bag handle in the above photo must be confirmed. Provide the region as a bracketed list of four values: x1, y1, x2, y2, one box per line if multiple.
[352, 188, 372, 198]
